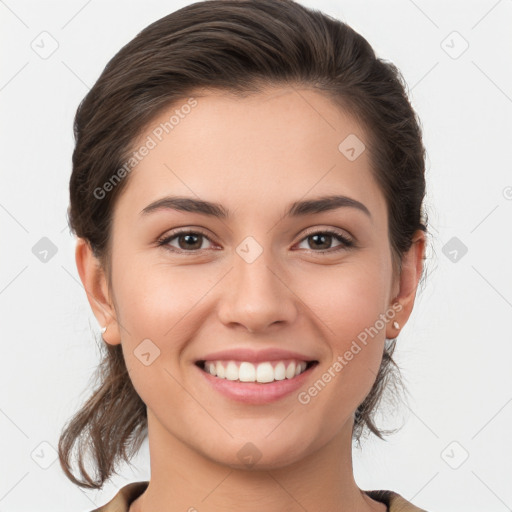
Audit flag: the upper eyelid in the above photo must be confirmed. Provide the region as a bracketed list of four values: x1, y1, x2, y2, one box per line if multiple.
[299, 226, 353, 240]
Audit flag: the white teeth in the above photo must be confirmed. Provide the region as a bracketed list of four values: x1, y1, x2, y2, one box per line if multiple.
[274, 362, 286, 381]
[285, 362, 296, 379]
[215, 361, 225, 378]
[201, 359, 311, 383]
[225, 361, 239, 381]
[256, 362, 274, 383]
[239, 362, 256, 382]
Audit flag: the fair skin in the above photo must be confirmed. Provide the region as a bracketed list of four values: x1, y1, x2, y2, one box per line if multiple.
[76, 85, 425, 512]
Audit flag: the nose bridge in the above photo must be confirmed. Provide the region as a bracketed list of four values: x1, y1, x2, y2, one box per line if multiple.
[236, 237, 278, 291]
[217, 234, 297, 331]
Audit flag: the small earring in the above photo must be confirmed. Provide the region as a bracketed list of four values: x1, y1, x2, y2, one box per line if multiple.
[100, 326, 107, 334]
[392, 321, 400, 330]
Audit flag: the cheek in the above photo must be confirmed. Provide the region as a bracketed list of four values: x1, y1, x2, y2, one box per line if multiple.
[112, 257, 214, 338]
[302, 258, 390, 345]
[297, 258, 390, 403]
[111, 260, 222, 405]
[111, 262, 203, 411]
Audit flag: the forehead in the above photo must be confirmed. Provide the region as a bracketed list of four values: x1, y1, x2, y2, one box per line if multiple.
[115, 86, 387, 225]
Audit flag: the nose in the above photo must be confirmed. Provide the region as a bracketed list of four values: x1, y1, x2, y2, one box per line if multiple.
[217, 244, 298, 333]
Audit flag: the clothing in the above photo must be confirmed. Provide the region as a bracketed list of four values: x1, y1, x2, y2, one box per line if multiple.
[89, 480, 428, 512]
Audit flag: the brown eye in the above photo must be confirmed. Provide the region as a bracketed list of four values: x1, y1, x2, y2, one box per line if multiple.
[296, 230, 354, 253]
[176, 233, 204, 250]
[158, 230, 214, 252]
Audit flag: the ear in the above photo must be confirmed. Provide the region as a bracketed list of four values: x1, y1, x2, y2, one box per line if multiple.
[75, 238, 121, 346]
[386, 229, 426, 339]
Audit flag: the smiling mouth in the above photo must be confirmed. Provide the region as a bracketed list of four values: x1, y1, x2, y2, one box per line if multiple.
[195, 359, 318, 384]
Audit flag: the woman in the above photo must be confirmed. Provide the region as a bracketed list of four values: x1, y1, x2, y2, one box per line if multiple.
[59, 1, 429, 510]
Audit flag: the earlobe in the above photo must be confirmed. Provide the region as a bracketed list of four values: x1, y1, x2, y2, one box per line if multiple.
[75, 238, 121, 346]
[386, 230, 426, 339]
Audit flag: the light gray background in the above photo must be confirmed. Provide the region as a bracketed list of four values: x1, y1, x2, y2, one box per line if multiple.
[1, 1, 511, 511]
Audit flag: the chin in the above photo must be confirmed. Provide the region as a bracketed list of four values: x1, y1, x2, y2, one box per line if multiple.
[201, 434, 314, 471]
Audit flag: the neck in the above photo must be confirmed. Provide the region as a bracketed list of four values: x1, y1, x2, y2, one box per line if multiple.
[130, 411, 385, 512]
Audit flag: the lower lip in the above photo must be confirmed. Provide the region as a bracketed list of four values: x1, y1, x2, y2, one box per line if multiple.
[197, 363, 317, 404]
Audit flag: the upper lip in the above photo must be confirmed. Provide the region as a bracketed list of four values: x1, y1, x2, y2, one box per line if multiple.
[197, 348, 318, 363]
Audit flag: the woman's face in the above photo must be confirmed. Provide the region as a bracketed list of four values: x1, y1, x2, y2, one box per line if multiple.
[87, 86, 422, 469]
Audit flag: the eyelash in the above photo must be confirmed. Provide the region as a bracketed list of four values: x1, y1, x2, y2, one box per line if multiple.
[156, 228, 355, 255]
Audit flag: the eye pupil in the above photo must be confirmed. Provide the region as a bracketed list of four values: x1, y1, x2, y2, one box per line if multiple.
[179, 233, 202, 250]
[310, 233, 331, 250]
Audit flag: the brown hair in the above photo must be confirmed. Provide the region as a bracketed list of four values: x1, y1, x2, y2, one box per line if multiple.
[59, 0, 429, 489]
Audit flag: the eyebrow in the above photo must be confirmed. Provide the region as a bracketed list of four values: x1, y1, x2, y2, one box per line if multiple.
[140, 194, 371, 220]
